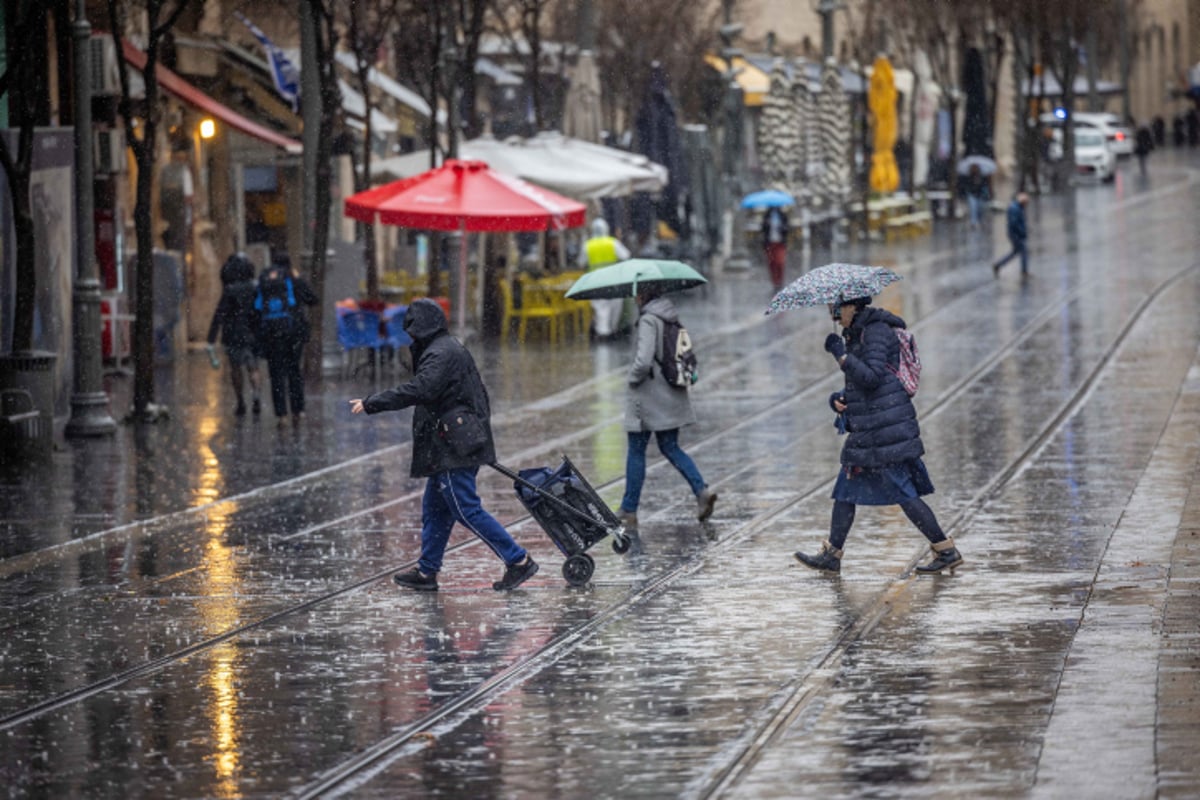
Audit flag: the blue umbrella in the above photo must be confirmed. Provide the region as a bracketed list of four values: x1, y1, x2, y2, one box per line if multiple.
[741, 189, 796, 210]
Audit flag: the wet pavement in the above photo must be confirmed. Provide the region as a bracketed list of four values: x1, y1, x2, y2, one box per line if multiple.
[3, 150, 1200, 798]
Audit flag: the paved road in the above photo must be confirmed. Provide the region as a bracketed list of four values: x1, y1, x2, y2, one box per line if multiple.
[2, 152, 1199, 798]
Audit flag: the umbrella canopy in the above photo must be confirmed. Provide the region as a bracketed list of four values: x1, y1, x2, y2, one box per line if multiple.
[344, 158, 586, 232]
[815, 58, 851, 210]
[741, 189, 796, 210]
[962, 47, 992, 157]
[563, 50, 603, 143]
[957, 154, 997, 176]
[868, 56, 900, 194]
[634, 62, 684, 236]
[765, 263, 902, 315]
[370, 135, 667, 199]
[757, 59, 796, 192]
[565, 258, 707, 300]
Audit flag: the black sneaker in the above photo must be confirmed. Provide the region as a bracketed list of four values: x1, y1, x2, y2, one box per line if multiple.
[493, 557, 539, 591]
[251, 397, 262, 415]
[393, 568, 438, 591]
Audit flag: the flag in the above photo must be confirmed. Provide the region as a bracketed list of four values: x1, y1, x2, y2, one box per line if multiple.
[234, 12, 299, 112]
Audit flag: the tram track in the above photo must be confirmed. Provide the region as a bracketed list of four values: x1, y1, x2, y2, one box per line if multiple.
[1, 178, 1195, 798]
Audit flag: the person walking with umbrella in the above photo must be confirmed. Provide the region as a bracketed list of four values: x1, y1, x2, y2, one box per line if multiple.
[616, 285, 717, 530]
[992, 192, 1030, 277]
[766, 264, 962, 574]
[760, 205, 790, 292]
[564, 259, 715, 531]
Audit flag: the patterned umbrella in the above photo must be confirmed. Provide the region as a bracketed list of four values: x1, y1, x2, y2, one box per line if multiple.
[791, 65, 816, 203]
[765, 262, 903, 315]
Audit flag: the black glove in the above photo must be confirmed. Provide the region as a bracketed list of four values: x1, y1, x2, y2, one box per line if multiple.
[824, 333, 846, 360]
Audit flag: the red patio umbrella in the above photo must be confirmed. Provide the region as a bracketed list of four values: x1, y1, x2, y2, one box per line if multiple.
[344, 159, 587, 334]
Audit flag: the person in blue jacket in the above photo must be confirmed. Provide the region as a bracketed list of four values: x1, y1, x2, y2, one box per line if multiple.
[794, 296, 962, 574]
[992, 193, 1030, 277]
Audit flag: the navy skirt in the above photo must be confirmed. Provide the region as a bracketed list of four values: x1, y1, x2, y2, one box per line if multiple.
[831, 458, 935, 506]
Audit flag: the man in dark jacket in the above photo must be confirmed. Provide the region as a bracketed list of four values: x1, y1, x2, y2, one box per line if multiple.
[349, 298, 538, 592]
[992, 192, 1029, 277]
[206, 253, 262, 415]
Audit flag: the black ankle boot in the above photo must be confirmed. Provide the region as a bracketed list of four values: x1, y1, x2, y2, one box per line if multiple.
[916, 539, 963, 574]
[795, 540, 842, 573]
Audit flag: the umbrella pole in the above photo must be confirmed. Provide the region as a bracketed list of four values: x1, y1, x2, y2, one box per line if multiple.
[456, 220, 468, 337]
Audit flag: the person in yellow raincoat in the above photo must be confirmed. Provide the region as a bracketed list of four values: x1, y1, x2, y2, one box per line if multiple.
[869, 56, 899, 194]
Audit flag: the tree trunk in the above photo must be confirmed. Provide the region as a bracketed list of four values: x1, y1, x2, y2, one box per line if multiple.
[132, 142, 157, 416]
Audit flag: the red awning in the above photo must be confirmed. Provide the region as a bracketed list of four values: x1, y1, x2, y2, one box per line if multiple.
[121, 39, 301, 154]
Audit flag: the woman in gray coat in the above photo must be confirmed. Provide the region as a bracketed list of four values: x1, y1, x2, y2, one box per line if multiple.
[617, 289, 717, 529]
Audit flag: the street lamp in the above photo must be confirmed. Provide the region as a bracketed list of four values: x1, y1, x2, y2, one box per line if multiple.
[65, 0, 116, 437]
[199, 118, 216, 140]
[718, 15, 750, 271]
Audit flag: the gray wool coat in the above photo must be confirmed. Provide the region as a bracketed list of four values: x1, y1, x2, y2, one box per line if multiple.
[624, 296, 698, 433]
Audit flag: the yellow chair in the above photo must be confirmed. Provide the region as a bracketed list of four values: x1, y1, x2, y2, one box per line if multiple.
[498, 278, 559, 343]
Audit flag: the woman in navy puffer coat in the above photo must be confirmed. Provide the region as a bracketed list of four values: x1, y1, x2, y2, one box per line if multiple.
[794, 297, 963, 574]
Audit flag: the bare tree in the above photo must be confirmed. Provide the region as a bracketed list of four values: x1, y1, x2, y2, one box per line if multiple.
[0, 0, 51, 354]
[341, 0, 403, 301]
[107, 0, 195, 420]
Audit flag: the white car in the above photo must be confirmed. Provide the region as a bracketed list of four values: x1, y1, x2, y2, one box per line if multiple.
[1069, 128, 1116, 182]
[1041, 111, 1135, 157]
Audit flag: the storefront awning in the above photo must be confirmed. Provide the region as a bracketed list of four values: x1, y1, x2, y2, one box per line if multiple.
[121, 39, 302, 154]
[704, 54, 769, 107]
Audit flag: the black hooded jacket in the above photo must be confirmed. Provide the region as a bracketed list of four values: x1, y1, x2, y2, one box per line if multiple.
[362, 298, 497, 477]
[834, 306, 925, 468]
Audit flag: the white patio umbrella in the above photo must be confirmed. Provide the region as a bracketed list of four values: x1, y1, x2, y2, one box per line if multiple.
[563, 50, 603, 144]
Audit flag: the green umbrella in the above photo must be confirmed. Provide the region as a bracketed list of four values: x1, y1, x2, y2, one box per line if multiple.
[564, 258, 708, 300]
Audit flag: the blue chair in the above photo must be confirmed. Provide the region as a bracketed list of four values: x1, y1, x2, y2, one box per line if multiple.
[337, 309, 384, 378]
[383, 305, 412, 349]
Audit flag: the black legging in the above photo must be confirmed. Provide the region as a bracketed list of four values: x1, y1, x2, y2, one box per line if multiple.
[829, 498, 947, 551]
[263, 338, 306, 417]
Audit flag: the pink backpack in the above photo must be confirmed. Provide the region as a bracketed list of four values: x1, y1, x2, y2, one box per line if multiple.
[889, 328, 921, 396]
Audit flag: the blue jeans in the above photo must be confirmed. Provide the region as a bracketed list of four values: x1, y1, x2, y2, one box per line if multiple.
[419, 467, 526, 575]
[619, 429, 706, 513]
[967, 194, 983, 226]
[994, 239, 1028, 273]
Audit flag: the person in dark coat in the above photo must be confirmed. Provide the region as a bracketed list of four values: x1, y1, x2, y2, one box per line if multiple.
[616, 288, 717, 530]
[1135, 125, 1155, 175]
[795, 297, 961, 574]
[349, 298, 538, 592]
[206, 253, 262, 415]
[992, 192, 1030, 277]
[963, 164, 989, 229]
[254, 259, 317, 425]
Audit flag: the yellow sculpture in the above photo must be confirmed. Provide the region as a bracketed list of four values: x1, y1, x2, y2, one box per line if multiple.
[868, 56, 899, 194]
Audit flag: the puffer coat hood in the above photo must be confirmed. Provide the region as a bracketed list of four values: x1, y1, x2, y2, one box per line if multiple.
[835, 306, 924, 468]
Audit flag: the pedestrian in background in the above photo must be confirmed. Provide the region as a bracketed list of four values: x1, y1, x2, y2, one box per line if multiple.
[1135, 125, 1155, 175]
[963, 164, 989, 230]
[206, 252, 262, 416]
[350, 298, 539, 592]
[794, 296, 962, 574]
[616, 287, 717, 530]
[992, 192, 1030, 277]
[254, 257, 317, 426]
[760, 206, 790, 292]
[578, 217, 631, 340]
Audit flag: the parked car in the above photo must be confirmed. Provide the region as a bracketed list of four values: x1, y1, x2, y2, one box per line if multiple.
[1067, 128, 1117, 182]
[1041, 111, 1135, 157]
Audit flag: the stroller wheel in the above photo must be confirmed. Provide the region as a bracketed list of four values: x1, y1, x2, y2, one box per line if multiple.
[612, 534, 631, 554]
[562, 553, 595, 586]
